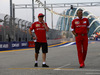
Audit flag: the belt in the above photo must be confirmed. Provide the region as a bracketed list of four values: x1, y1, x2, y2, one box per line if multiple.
[82, 34, 85, 36]
[76, 34, 87, 36]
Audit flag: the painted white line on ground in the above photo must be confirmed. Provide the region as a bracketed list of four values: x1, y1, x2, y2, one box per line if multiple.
[54, 64, 70, 70]
[59, 42, 75, 47]
[55, 69, 100, 72]
[86, 73, 100, 75]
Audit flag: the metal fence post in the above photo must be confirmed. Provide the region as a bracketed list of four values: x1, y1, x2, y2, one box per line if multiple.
[21, 20, 25, 41]
[3, 15, 8, 42]
[51, 4, 53, 29]
[17, 19, 21, 41]
[25, 21, 28, 41]
[44, 1, 46, 22]
[32, 0, 35, 22]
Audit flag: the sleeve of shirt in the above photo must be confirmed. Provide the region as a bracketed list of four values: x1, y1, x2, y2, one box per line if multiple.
[45, 23, 49, 29]
[71, 20, 75, 31]
[30, 23, 35, 30]
[87, 19, 90, 28]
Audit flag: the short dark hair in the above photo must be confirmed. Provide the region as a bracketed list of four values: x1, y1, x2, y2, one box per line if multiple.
[77, 9, 83, 14]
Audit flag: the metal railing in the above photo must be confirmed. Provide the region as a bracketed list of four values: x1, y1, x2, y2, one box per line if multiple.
[0, 13, 74, 42]
[0, 13, 32, 42]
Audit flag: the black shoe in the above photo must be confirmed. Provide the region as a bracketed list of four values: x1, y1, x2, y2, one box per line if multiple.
[34, 63, 38, 67]
[42, 64, 49, 67]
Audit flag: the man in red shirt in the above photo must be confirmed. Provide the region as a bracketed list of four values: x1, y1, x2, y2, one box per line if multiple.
[71, 9, 89, 68]
[29, 13, 49, 67]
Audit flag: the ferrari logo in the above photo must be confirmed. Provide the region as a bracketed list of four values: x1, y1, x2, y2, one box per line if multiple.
[36, 24, 40, 27]
[75, 21, 80, 24]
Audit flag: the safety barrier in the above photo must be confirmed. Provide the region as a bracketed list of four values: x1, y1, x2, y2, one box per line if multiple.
[96, 37, 100, 41]
[0, 41, 35, 51]
[0, 38, 74, 51]
[28, 41, 35, 48]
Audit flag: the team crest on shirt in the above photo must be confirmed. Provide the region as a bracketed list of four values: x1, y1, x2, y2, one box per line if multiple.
[36, 24, 40, 27]
[75, 21, 80, 24]
[83, 21, 86, 24]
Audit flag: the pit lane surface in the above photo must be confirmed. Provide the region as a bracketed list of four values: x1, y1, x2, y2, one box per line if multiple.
[0, 41, 100, 75]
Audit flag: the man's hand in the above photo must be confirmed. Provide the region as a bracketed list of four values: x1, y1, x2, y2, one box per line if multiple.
[33, 37, 37, 40]
[72, 31, 77, 37]
[74, 33, 77, 37]
[87, 28, 89, 34]
[31, 34, 37, 40]
[42, 20, 45, 25]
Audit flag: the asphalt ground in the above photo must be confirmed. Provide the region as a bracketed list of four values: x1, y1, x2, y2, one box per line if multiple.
[0, 41, 100, 75]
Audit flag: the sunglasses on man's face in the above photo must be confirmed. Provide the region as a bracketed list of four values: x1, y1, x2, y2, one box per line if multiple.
[39, 16, 44, 18]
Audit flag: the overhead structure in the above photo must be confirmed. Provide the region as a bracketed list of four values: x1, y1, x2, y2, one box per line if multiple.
[14, 1, 100, 18]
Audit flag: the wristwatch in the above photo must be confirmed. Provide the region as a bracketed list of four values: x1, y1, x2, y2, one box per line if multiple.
[31, 35, 34, 39]
[75, 34, 78, 37]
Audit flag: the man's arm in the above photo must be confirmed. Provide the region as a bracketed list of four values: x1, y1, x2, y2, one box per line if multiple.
[43, 24, 49, 32]
[29, 29, 37, 40]
[87, 28, 89, 33]
[29, 23, 37, 40]
[42, 21, 49, 32]
[87, 19, 90, 34]
[71, 20, 77, 37]
[29, 29, 32, 36]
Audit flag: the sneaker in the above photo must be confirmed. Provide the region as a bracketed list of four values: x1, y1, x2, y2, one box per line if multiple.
[34, 63, 38, 67]
[42, 64, 49, 67]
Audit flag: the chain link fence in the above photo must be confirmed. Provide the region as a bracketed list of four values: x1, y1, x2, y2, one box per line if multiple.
[0, 13, 32, 42]
[0, 13, 74, 42]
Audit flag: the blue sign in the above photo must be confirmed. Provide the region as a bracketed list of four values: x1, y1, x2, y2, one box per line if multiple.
[0, 42, 10, 51]
[20, 42, 28, 48]
[0, 42, 29, 51]
[96, 38, 100, 41]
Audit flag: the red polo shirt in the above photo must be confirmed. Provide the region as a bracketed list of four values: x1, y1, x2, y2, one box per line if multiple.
[30, 21, 49, 43]
[71, 17, 89, 34]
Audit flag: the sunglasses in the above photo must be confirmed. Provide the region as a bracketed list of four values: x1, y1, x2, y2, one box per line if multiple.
[39, 16, 44, 18]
